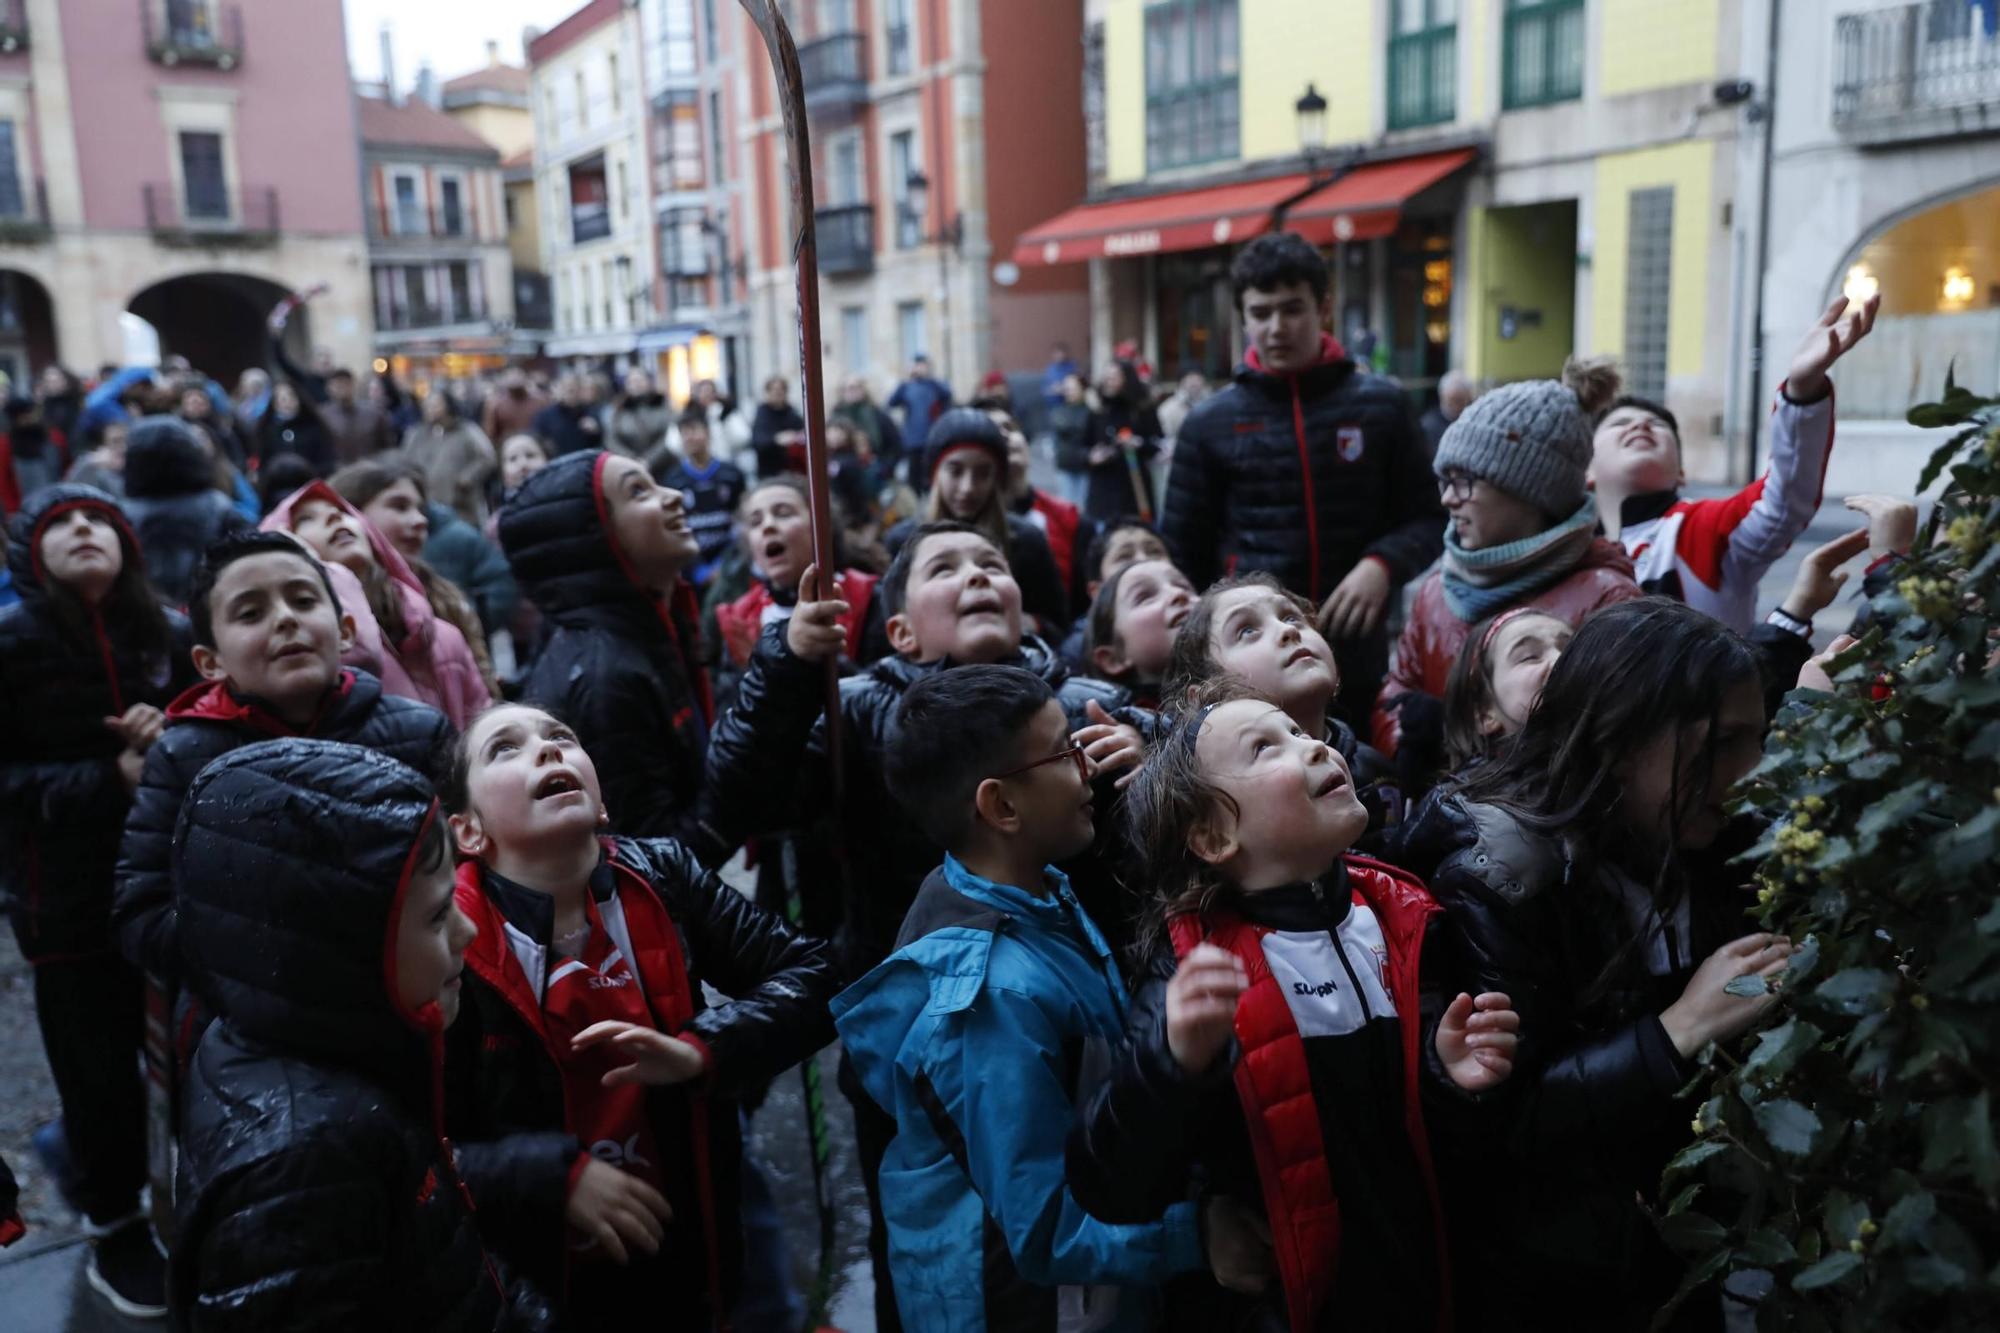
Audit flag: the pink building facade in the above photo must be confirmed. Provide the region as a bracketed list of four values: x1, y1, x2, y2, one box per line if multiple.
[0, 0, 369, 385]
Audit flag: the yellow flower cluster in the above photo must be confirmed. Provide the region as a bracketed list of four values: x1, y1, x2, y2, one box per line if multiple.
[1775, 818, 1827, 863]
[1898, 575, 1956, 620]
[1945, 514, 1989, 558]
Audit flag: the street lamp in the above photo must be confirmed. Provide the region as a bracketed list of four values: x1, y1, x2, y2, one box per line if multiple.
[1295, 83, 1328, 159]
[904, 167, 964, 385]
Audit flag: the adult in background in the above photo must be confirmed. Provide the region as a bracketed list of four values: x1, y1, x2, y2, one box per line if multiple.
[120, 416, 253, 606]
[320, 368, 396, 466]
[833, 374, 905, 478]
[401, 390, 497, 528]
[687, 377, 753, 469]
[482, 366, 548, 443]
[531, 373, 604, 457]
[37, 366, 82, 446]
[1161, 232, 1444, 733]
[887, 354, 951, 447]
[748, 374, 806, 481]
[1421, 369, 1475, 461]
[1082, 361, 1160, 526]
[609, 367, 673, 460]
[1040, 341, 1079, 414]
[255, 381, 333, 477]
[1048, 372, 1094, 507]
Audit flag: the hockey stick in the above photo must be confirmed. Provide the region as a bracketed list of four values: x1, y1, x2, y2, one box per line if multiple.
[736, 6, 842, 1328]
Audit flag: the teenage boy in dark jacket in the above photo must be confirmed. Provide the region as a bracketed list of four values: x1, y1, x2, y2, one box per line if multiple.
[172, 739, 550, 1331]
[500, 450, 725, 859]
[1161, 232, 1444, 733]
[113, 530, 452, 985]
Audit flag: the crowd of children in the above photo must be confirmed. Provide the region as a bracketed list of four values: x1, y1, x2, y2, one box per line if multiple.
[0, 224, 1927, 1332]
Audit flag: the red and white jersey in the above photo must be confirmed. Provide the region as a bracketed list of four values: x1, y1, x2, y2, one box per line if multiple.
[1615, 389, 1834, 632]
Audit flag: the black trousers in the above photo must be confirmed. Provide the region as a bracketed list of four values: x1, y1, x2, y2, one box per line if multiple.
[29, 950, 147, 1226]
[838, 1049, 902, 1333]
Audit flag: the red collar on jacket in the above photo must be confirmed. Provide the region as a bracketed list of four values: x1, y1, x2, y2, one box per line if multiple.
[1244, 332, 1349, 379]
[164, 670, 357, 736]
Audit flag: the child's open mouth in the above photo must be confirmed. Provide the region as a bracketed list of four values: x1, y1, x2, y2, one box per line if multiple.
[763, 540, 790, 561]
[1314, 770, 1348, 798]
[533, 770, 583, 800]
[959, 596, 1004, 616]
[1285, 647, 1320, 668]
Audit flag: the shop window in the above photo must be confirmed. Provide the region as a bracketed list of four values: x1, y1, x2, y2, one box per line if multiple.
[1623, 186, 1674, 401]
[1389, 0, 1457, 130]
[1145, 0, 1239, 172]
[1503, 0, 1584, 110]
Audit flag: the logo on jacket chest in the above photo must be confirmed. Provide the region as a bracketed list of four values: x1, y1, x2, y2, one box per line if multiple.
[1336, 427, 1365, 463]
[1259, 906, 1398, 1038]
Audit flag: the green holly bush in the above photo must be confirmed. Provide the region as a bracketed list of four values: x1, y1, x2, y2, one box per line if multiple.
[1657, 376, 2000, 1331]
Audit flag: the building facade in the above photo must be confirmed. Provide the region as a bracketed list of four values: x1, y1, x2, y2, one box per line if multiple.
[0, 0, 370, 386]
[359, 94, 517, 382]
[441, 49, 553, 345]
[734, 0, 1092, 406]
[529, 0, 657, 366]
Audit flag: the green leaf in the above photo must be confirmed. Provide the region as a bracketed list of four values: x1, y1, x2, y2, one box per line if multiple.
[1816, 968, 1897, 1016]
[1746, 1017, 1822, 1080]
[1665, 1139, 1730, 1176]
[1739, 1227, 1798, 1267]
[1726, 973, 1772, 998]
[1880, 1190, 1936, 1251]
[1656, 1209, 1729, 1254]
[1847, 751, 1897, 780]
[1755, 1098, 1823, 1156]
[1904, 1254, 1968, 1291]
[1792, 1251, 1864, 1292]
[1967, 1090, 1999, 1197]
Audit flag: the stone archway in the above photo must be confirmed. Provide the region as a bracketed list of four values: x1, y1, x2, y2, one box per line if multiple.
[127, 270, 307, 387]
[0, 268, 58, 386]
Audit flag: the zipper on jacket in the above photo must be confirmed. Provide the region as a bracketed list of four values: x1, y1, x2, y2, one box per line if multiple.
[1311, 880, 1376, 1023]
[89, 605, 125, 716]
[1291, 380, 1323, 603]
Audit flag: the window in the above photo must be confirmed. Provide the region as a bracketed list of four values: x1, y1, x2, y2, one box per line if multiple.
[1503, 0, 1584, 109]
[897, 299, 926, 366]
[889, 130, 918, 248]
[581, 264, 594, 329]
[180, 130, 228, 220]
[885, 0, 914, 75]
[544, 88, 557, 138]
[652, 92, 704, 193]
[659, 0, 698, 77]
[1389, 0, 1456, 129]
[709, 91, 726, 184]
[1083, 23, 1107, 187]
[828, 130, 863, 206]
[1144, 0, 1239, 172]
[448, 261, 474, 321]
[438, 176, 465, 236]
[389, 173, 422, 234]
[841, 305, 869, 372]
[0, 122, 23, 219]
[819, 0, 854, 32]
[616, 159, 629, 219]
[402, 265, 431, 325]
[1623, 186, 1673, 401]
[617, 255, 638, 324]
[609, 53, 622, 114]
[702, 0, 719, 63]
[569, 157, 610, 243]
[575, 71, 589, 129]
[603, 258, 615, 326]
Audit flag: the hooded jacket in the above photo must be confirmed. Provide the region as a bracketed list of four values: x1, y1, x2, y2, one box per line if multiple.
[113, 669, 451, 982]
[0, 486, 194, 960]
[444, 836, 837, 1321]
[122, 417, 252, 607]
[500, 450, 719, 856]
[172, 740, 550, 1332]
[1161, 336, 1445, 607]
[423, 502, 517, 635]
[1370, 539, 1642, 756]
[262, 482, 491, 727]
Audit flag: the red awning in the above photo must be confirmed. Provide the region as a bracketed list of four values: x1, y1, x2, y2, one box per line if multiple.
[1013, 173, 1312, 268]
[1286, 148, 1477, 244]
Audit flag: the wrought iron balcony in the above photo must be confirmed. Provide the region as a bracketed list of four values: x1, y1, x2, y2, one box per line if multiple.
[1834, 1, 2000, 142]
[817, 204, 874, 277]
[370, 203, 476, 242]
[0, 178, 48, 244]
[143, 0, 244, 70]
[143, 182, 279, 245]
[799, 31, 868, 117]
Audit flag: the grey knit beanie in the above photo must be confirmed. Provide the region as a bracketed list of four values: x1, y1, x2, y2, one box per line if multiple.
[1433, 358, 1620, 517]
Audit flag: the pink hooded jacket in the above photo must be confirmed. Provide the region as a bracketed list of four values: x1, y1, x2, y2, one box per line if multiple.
[261, 482, 491, 727]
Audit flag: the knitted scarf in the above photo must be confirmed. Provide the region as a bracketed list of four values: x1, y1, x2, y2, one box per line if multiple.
[1440, 497, 1600, 622]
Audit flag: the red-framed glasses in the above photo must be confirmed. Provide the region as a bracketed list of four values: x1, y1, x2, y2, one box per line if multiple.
[993, 743, 1090, 784]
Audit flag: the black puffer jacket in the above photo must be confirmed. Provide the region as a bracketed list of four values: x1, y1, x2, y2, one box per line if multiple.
[1161, 339, 1444, 605]
[0, 486, 193, 959]
[114, 669, 451, 982]
[172, 740, 551, 1332]
[500, 450, 724, 861]
[444, 836, 836, 1320]
[701, 625, 1148, 973]
[1389, 789, 1754, 1330]
[121, 416, 252, 607]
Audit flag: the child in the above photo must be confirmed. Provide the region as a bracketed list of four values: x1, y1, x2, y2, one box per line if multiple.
[997, 408, 1085, 599]
[1059, 519, 1171, 667]
[1373, 359, 1642, 762]
[495, 433, 550, 527]
[114, 530, 452, 985]
[170, 739, 548, 1329]
[1589, 295, 1878, 633]
[1083, 556, 1195, 708]
[264, 481, 491, 726]
[651, 409, 747, 591]
[498, 450, 720, 854]
[0, 484, 193, 1319]
[712, 476, 881, 688]
[122, 416, 252, 607]
[1067, 682, 1519, 1332]
[883, 408, 1070, 636]
[1393, 598, 1789, 1329]
[439, 703, 837, 1325]
[831, 666, 1228, 1331]
[1439, 608, 1573, 773]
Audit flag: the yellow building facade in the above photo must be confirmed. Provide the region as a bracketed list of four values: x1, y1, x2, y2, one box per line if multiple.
[1073, 0, 1751, 479]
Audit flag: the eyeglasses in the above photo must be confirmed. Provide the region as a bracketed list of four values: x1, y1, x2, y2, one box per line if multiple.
[993, 744, 1090, 785]
[1437, 470, 1476, 504]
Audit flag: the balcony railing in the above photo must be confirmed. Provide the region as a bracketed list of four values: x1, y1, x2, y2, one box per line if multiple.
[143, 0, 243, 70]
[377, 300, 489, 332]
[371, 204, 474, 242]
[1834, 1, 2000, 139]
[1387, 26, 1456, 130]
[0, 178, 48, 243]
[799, 31, 868, 116]
[817, 203, 874, 277]
[0, 0, 28, 54]
[143, 183, 279, 244]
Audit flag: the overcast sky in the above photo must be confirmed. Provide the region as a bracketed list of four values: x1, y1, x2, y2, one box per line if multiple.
[343, 0, 583, 86]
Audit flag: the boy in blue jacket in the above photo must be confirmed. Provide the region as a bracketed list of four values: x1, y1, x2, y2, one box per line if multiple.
[831, 665, 1253, 1332]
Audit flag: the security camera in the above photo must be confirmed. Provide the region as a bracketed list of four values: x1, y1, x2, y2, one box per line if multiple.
[1713, 79, 1755, 106]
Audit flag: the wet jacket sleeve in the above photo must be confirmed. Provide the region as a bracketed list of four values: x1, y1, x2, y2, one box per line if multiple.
[697, 624, 833, 857]
[929, 987, 1205, 1286]
[1065, 954, 1230, 1225]
[441, 1004, 581, 1267]
[113, 734, 206, 978]
[1160, 412, 1222, 590]
[1430, 861, 1688, 1156]
[1362, 408, 1447, 585]
[642, 839, 839, 1097]
[0, 747, 122, 830]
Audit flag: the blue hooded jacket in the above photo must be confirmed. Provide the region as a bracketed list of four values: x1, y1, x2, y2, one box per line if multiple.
[830, 855, 1202, 1332]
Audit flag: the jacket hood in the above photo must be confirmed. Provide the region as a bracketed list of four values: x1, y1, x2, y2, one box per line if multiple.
[1241, 332, 1353, 385]
[166, 667, 368, 734]
[5, 483, 143, 605]
[497, 448, 656, 619]
[871, 631, 1066, 691]
[176, 738, 446, 1075]
[260, 481, 430, 607]
[123, 416, 214, 500]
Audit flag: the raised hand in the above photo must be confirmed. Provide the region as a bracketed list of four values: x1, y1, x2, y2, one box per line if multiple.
[1843, 493, 1919, 558]
[1778, 528, 1869, 625]
[1072, 699, 1145, 788]
[571, 1020, 708, 1087]
[1660, 933, 1793, 1058]
[784, 562, 851, 662]
[1797, 633, 1860, 693]
[1787, 294, 1880, 401]
[1164, 943, 1246, 1074]
[1433, 991, 1519, 1092]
